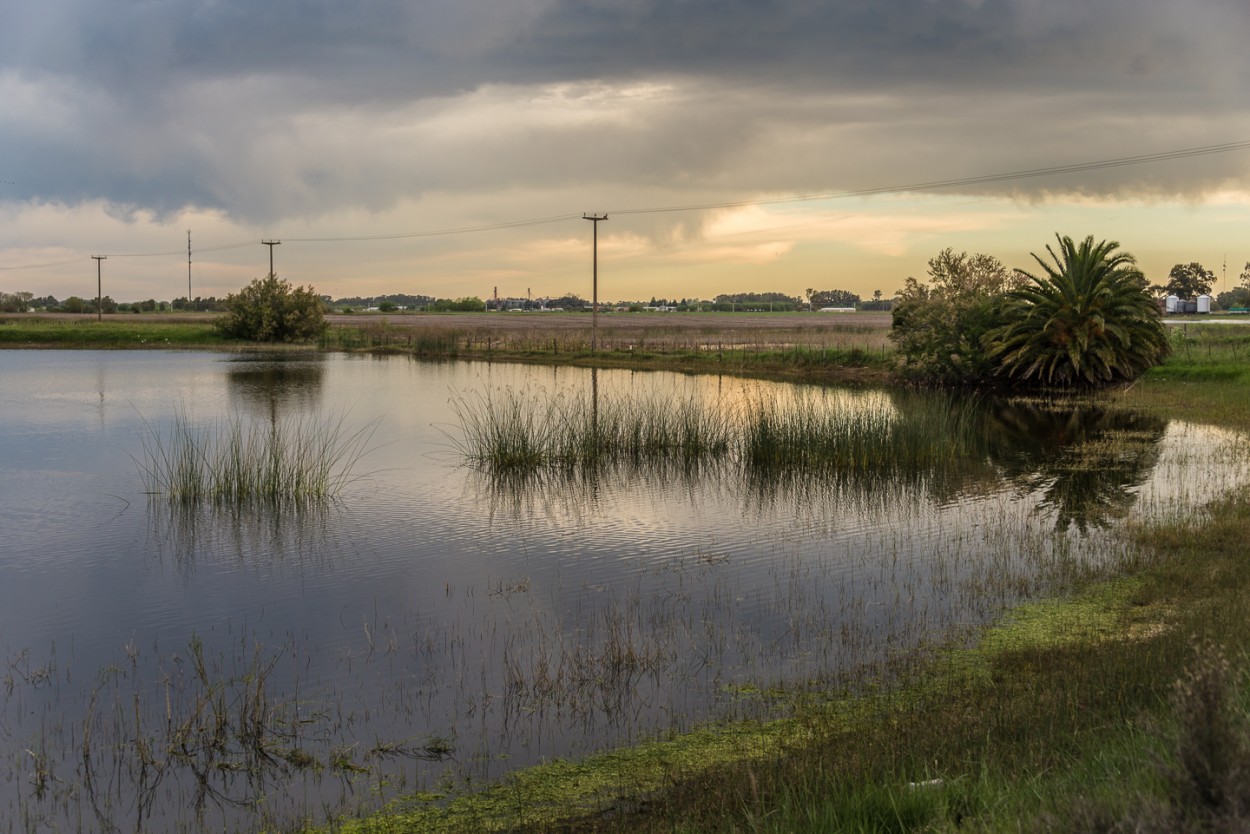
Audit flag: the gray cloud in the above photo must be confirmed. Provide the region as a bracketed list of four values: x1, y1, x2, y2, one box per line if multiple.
[3, 0, 1250, 224]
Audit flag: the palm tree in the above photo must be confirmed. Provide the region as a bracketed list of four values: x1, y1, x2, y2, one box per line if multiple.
[985, 235, 1170, 388]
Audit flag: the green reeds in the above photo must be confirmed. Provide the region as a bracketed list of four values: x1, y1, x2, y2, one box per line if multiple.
[136, 410, 375, 503]
[452, 388, 983, 479]
[741, 391, 984, 475]
[451, 389, 734, 470]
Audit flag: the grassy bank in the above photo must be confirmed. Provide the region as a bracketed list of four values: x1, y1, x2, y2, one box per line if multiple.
[0, 314, 893, 382]
[321, 316, 896, 385]
[0, 316, 230, 347]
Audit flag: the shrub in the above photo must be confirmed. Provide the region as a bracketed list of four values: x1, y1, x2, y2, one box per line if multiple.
[890, 249, 1014, 386]
[215, 275, 328, 343]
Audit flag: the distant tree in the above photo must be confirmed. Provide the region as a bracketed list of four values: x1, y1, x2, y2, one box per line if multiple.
[376, 300, 398, 313]
[986, 235, 1169, 389]
[860, 289, 893, 312]
[890, 249, 1014, 386]
[806, 288, 861, 309]
[62, 296, 87, 314]
[215, 274, 329, 342]
[548, 294, 588, 310]
[0, 291, 33, 312]
[1216, 287, 1250, 310]
[1155, 262, 1215, 298]
[429, 297, 486, 312]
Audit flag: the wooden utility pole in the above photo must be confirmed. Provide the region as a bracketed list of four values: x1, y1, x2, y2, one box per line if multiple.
[583, 214, 608, 351]
[187, 230, 192, 308]
[262, 240, 281, 277]
[91, 255, 106, 321]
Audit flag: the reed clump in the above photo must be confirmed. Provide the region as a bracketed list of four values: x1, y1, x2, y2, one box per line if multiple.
[451, 390, 734, 470]
[452, 389, 983, 480]
[137, 410, 375, 503]
[741, 391, 984, 475]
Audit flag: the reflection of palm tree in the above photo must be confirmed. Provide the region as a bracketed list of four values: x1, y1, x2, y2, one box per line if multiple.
[983, 399, 1168, 531]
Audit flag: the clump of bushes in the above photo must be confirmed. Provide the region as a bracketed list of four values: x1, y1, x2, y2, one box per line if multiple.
[215, 274, 328, 343]
[891, 235, 1170, 390]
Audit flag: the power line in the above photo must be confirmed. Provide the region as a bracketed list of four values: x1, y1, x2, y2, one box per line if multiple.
[0, 257, 89, 271]
[607, 139, 1250, 216]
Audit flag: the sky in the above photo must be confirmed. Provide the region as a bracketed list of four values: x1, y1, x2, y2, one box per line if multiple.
[3, 0, 1250, 304]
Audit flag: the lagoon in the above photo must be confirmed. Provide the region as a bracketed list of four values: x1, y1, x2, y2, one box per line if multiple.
[0, 350, 1246, 832]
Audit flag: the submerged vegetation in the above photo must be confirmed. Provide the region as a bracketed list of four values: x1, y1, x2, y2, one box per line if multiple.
[136, 410, 375, 503]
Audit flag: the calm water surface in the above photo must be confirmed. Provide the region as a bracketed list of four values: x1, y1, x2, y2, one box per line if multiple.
[1, 350, 1246, 832]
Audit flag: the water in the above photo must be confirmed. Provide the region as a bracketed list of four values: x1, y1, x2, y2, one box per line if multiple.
[0, 350, 1246, 832]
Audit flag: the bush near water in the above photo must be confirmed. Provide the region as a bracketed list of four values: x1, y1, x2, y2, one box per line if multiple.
[215, 273, 329, 343]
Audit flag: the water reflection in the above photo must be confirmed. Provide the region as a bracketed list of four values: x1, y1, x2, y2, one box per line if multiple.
[224, 354, 325, 422]
[984, 399, 1168, 531]
[146, 498, 342, 572]
[468, 393, 1175, 533]
[6, 352, 1249, 833]
[472, 458, 732, 527]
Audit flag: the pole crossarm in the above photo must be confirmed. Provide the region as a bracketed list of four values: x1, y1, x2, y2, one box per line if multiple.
[262, 240, 281, 277]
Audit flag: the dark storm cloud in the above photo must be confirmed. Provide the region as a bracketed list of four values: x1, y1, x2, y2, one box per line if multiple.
[3, 0, 1249, 222]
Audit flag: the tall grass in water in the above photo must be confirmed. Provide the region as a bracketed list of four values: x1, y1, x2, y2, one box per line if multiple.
[137, 410, 375, 502]
[453, 388, 986, 485]
[451, 389, 734, 470]
[741, 391, 985, 475]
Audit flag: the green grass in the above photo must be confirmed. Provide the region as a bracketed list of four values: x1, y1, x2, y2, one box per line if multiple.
[0, 318, 227, 346]
[451, 389, 736, 470]
[451, 389, 982, 482]
[136, 410, 376, 503]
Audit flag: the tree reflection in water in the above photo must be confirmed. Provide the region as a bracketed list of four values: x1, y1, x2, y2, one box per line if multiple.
[983, 398, 1168, 532]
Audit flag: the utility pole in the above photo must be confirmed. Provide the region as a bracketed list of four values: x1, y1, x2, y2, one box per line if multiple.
[92, 256, 106, 322]
[583, 213, 608, 352]
[262, 240, 281, 277]
[187, 230, 192, 310]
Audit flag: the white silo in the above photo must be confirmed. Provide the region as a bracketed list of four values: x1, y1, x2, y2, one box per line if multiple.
[1197, 294, 1212, 314]
[1166, 295, 1180, 313]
